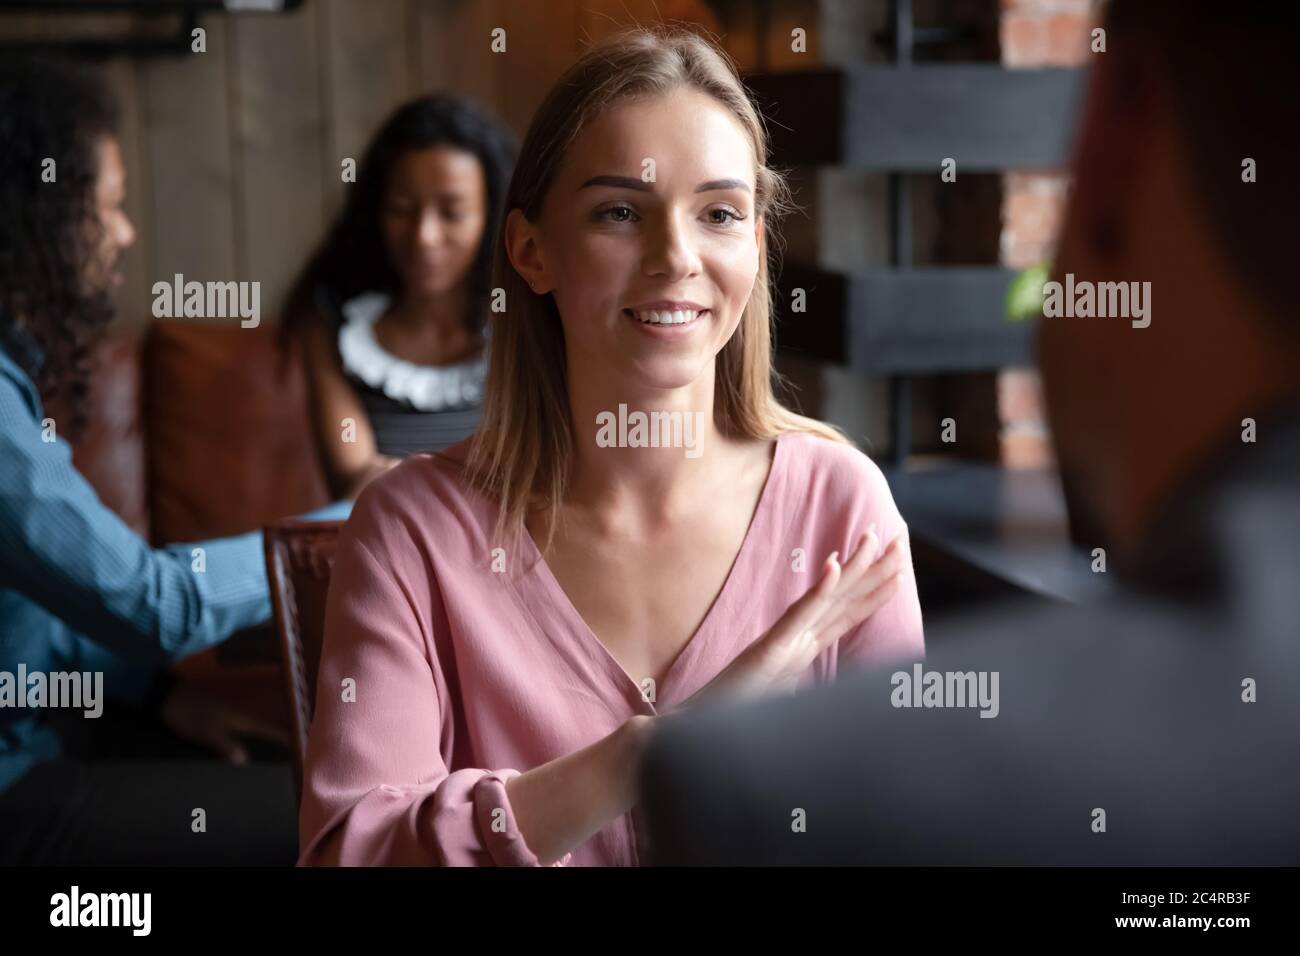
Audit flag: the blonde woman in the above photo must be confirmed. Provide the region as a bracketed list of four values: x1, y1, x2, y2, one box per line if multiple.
[299, 27, 924, 867]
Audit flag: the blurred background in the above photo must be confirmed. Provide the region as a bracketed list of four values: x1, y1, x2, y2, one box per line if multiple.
[0, 0, 1101, 671]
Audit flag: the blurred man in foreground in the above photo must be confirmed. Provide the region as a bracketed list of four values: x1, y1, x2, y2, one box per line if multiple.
[641, 0, 1300, 864]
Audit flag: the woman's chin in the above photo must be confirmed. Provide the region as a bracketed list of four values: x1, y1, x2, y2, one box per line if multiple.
[622, 357, 713, 393]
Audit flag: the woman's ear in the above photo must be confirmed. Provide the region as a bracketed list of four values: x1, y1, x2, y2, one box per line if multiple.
[505, 208, 552, 294]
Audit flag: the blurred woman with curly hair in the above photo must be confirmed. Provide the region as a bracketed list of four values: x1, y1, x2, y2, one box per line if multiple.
[0, 56, 327, 865]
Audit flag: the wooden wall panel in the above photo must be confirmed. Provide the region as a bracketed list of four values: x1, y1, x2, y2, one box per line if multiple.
[139, 15, 238, 317]
[231, 4, 327, 317]
[490, 0, 580, 135]
[417, 0, 503, 115]
[319, 0, 416, 220]
[764, 0, 821, 70]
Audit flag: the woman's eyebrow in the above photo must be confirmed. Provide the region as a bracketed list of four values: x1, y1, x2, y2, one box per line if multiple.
[578, 174, 752, 193]
[695, 178, 751, 193]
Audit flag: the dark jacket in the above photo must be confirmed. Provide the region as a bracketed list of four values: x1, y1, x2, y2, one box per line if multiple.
[641, 403, 1300, 864]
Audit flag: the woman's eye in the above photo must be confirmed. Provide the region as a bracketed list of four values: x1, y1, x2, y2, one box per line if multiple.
[598, 204, 637, 223]
[706, 207, 744, 226]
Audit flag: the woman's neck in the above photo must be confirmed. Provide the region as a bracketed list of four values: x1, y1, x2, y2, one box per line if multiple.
[564, 362, 734, 528]
[388, 285, 469, 333]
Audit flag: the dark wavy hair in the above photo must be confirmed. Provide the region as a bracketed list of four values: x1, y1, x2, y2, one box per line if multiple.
[281, 93, 517, 349]
[0, 56, 119, 438]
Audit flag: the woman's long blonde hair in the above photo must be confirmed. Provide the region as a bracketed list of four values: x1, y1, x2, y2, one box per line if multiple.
[464, 25, 849, 554]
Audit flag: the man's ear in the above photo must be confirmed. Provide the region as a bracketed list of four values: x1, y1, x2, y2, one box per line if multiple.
[1066, 44, 1155, 264]
[504, 208, 551, 294]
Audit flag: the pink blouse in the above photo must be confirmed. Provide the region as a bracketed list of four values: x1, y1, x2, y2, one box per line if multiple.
[298, 430, 925, 866]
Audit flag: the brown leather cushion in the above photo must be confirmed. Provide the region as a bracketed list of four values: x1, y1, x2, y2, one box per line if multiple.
[145, 320, 330, 545]
[64, 332, 151, 538]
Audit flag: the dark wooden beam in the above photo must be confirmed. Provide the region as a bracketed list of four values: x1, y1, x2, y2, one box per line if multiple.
[746, 66, 1085, 171]
[774, 266, 1036, 373]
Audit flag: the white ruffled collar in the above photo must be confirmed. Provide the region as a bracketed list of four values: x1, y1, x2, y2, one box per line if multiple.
[337, 292, 486, 412]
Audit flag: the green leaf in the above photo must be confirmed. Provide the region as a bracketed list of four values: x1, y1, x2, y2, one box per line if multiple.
[1005, 263, 1050, 322]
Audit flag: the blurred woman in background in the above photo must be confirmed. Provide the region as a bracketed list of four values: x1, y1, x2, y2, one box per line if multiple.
[283, 94, 516, 499]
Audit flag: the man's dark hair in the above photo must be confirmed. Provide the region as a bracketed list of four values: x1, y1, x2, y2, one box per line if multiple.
[0, 56, 120, 436]
[1104, 0, 1298, 325]
[280, 93, 517, 349]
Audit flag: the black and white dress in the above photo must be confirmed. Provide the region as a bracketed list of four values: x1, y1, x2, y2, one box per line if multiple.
[336, 292, 486, 457]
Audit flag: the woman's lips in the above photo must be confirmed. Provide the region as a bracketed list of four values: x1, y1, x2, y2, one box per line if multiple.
[411, 257, 449, 277]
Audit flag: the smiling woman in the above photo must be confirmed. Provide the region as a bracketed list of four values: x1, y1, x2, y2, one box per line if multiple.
[298, 26, 925, 868]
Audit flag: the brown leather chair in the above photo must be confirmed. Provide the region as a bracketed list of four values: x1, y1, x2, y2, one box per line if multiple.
[264, 518, 345, 797]
[66, 320, 332, 688]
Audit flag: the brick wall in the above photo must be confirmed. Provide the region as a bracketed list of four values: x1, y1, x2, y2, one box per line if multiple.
[997, 0, 1097, 468]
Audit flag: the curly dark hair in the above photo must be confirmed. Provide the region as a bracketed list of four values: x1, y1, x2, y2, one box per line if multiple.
[281, 93, 517, 350]
[0, 56, 119, 438]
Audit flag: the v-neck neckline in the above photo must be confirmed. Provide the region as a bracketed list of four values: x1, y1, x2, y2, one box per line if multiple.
[510, 432, 790, 714]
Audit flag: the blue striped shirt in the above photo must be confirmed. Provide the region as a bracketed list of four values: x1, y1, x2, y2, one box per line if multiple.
[0, 335, 346, 794]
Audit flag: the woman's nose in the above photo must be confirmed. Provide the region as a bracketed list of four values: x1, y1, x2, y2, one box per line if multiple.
[417, 208, 443, 247]
[643, 211, 701, 279]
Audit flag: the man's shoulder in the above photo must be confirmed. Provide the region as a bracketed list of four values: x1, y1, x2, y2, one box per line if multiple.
[0, 351, 45, 463]
[0, 348, 39, 422]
